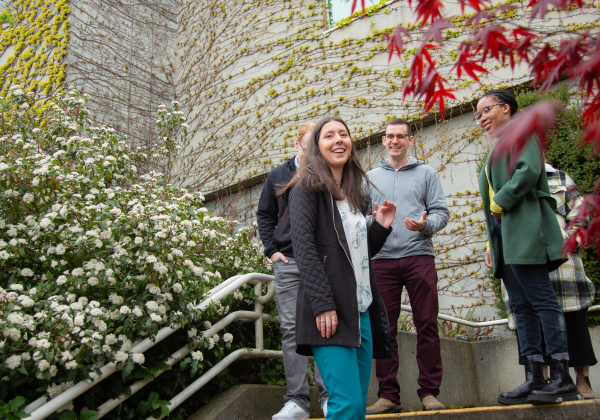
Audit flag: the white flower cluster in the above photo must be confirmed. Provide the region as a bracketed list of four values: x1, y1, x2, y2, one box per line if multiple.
[0, 87, 273, 405]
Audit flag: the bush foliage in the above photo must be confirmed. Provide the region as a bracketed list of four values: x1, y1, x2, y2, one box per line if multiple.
[0, 86, 280, 419]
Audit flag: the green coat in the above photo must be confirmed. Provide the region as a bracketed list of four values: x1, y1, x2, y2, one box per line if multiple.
[479, 137, 565, 278]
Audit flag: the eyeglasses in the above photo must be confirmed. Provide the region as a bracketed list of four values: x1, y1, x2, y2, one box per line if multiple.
[473, 103, 506, 124]
[385, 134, 411, 141]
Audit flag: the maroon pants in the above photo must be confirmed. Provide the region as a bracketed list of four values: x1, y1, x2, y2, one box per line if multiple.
[372, 256, 443, 403]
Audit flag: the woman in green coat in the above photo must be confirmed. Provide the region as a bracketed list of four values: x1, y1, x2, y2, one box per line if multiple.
[477, 89, 579, 405]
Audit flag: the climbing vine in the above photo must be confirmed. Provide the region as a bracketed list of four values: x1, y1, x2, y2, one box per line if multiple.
[0, 0, 70, 97]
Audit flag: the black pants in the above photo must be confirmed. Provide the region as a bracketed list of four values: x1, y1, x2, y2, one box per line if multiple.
[517, 307, 598, 367]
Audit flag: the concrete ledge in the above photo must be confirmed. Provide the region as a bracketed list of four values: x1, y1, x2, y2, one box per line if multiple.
[187, 384, 324, 420]
[361, 400, 600, 420]
[368, 328, 600, 410]
[188, 327, 600, 418]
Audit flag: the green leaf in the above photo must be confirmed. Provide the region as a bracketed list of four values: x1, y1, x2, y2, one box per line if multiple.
[146, 362, 168, 375]
[161, 404, 170, 416]
[122, 362, 135, 380]
[80, 411, 98, 420]
[148, 392, 159, 402]
[57, 410, 77, 420]
[8, 396, 26, 412]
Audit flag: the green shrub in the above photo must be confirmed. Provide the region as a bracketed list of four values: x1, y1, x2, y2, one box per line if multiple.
[0, 86, 280, 419]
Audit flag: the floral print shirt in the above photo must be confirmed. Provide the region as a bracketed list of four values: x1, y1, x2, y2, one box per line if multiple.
[336, 200, 372, 313]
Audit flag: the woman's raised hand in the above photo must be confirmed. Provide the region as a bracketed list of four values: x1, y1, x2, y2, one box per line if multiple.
[373, 200, 396, 229]
[316, 309, 338, 338]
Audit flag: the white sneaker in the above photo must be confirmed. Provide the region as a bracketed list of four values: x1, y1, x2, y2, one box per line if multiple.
[272, 401, 310, 420]
[322, 400, 328, 417]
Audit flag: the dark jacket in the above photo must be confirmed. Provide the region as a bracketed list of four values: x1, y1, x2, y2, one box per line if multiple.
[479, 136, 566, 277]
[288, 170, 392, 359]
[257, 157, 297, 258]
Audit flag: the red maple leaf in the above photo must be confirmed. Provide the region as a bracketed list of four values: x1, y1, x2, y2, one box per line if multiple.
[412, 0, 445, 27]
[385, 25, 412, 63]
[528, 0, 584, 22]
[458, 0, 489, 13]
[472, 25, 512, 63]
[422, 19, 453, 44]
[564, 191, 600, 258]
[453, 42, 488, 81]
[413, 63, 457, 118]
[489, 101, 565, 170]
[349, 0, 370, 16]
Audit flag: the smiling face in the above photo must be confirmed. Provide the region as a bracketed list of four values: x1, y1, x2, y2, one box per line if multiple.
[383, 123, 414, 162]
[317, 121, 352, 173]
[476, 95, 511, 135]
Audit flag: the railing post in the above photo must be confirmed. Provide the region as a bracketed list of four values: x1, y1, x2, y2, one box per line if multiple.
[255, 282, 264, 351]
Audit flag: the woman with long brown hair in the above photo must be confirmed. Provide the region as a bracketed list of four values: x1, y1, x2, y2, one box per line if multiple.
[280, 116, 396, 419]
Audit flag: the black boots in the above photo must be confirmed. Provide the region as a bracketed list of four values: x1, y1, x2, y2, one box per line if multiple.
[527, 359, 582, 404]
[498, 360, 546, 405]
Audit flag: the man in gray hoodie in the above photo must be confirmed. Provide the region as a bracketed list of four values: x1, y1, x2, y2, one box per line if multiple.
[366, 118, 449, 414]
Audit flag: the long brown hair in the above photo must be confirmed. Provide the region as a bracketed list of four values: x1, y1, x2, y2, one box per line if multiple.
[277, 116, 371, 211]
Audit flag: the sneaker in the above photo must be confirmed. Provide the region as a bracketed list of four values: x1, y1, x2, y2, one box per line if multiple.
[321, 400, 328, 417]
[272, 401, 309, 420]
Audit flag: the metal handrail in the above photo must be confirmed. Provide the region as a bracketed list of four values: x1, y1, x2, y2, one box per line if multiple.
[23, 273, 277, 420]
[96, 312, 279, 418]
[400, 304, 600, 328]
[146, 279, 282, 419]
[22, 268, 600, 419]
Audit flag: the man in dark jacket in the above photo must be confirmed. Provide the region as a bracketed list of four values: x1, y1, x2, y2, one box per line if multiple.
[366, 118, 450, 414]
[257, 122, 328, 420]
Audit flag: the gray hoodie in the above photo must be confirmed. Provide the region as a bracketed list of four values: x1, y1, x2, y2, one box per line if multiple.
[367, 157, 449, 259]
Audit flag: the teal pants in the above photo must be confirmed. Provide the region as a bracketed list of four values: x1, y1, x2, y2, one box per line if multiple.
[312, 310, 373, 420]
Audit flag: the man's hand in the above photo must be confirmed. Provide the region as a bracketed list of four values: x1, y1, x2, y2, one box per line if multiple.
[405, 211, 427, 232]
[485, 249, 493, 268]
[373, 200, 396, 229]
[491, 211, 502, 220]
[316, 309, 338, 338]
[270, 252, 288, 264]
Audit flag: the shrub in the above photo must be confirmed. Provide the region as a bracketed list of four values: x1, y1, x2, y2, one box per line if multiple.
[0, 86, 277, 419]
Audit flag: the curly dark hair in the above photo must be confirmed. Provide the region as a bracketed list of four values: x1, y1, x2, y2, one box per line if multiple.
[480, 89, 519, 117]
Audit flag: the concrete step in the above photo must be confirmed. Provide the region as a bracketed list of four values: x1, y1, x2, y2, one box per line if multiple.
[310, 400, 600, 420]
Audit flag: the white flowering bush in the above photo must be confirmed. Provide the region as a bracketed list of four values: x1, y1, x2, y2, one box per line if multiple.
[0, 86, 277, 419]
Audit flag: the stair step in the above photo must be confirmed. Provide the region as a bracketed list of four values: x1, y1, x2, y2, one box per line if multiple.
[311, 400, 600, 419]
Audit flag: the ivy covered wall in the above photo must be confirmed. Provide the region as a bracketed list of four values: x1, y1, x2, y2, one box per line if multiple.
[66, 0, 177, 149]
[175, 0, 599, 194]
[1, 0, 177, 148]
[176, 0, 598, 327]
[0, 0, 70, 97]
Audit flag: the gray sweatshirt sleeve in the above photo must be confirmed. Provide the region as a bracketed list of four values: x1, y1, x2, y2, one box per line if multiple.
[421, 169, 449, 236]
[363, 178, 374, 227]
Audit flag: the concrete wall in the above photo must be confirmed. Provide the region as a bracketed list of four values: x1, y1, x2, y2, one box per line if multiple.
[190, 327, 600, 418]
[66, 0, 177, 149]
[367, 327, 600, 410]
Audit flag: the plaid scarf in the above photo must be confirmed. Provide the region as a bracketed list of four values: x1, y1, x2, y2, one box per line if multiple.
[502, 164, 596, 329]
